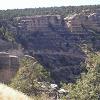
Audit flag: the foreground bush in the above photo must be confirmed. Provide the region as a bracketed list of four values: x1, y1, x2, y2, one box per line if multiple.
[62, 52, 100, 100]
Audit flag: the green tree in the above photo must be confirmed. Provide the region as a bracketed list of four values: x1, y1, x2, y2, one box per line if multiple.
[0, 26, 15, 42]
[62, 53, 100, 100]
[66, 67, 100, 100]
[10, 57, 51, 96]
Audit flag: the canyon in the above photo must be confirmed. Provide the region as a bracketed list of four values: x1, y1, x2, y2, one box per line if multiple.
[0, 9, 100, 83]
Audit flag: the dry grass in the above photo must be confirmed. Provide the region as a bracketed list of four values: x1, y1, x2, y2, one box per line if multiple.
[0, 83, 33, 100]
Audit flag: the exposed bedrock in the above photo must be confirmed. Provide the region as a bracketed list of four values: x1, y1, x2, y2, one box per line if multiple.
[15, 15, 87, 83]
[0, 11, 100, 83]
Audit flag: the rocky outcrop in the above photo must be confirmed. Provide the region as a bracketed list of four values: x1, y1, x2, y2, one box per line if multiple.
[65, 9, 100, 33]
[0, 12, 100, 83]
[14, 15, 86, 83]
[16, 15, 67, 33]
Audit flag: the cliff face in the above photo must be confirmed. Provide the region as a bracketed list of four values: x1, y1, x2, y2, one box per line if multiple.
[0, 11, 100, 83]
[14, 15, 86, 83]
[16, 15, 67, 32]
[64, 9, 100, 51]
[65, 9, 100, 33]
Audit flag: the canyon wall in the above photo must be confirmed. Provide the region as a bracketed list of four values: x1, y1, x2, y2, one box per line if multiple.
[0, 10, 100, 83]
[65, 9, 100, 33]
[14, 15, 86, 83]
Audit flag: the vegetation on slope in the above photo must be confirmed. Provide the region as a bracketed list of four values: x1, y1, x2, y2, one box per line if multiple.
[10, 56, 51, 96]
[0, 26, 15, 42]
[0, 5, 99, 19]
[61, 48, 100, 100]
[0, 4, 99, 99]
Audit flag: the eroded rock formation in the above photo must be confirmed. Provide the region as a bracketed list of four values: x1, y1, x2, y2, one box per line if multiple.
[0, 10, 100, 83]
[14, 15, 86, 83]
[65, 9, 100, 33]
[16, 15, 67, 32]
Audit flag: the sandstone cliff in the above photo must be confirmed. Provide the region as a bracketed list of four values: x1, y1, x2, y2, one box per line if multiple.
[13, 15, 86, 83]
[65, 9, 100, 33]
[0, 11, 100, 83]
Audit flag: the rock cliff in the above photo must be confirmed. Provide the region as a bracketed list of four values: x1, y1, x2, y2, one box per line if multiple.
[0, 52, 19, 83]
[14, 15, 86, 83]
[65, 9, 100, 33]
[0, 11, 100, 83]
[16, 15, 67, 32]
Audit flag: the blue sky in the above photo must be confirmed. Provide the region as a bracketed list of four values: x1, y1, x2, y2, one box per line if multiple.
[0, 0, 100, 10]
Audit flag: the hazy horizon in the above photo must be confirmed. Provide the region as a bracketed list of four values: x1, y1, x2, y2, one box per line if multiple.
[0, 0, 100, 10]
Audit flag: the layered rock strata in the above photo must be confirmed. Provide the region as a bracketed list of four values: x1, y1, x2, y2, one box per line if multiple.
[65, 9, 100, 33]
[0, 52, 19, 83]
[0, 11, 100, 83]
[15, 15, 86, 83]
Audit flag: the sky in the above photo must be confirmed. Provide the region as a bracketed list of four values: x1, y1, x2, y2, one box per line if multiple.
[0, 0, 100, 10]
